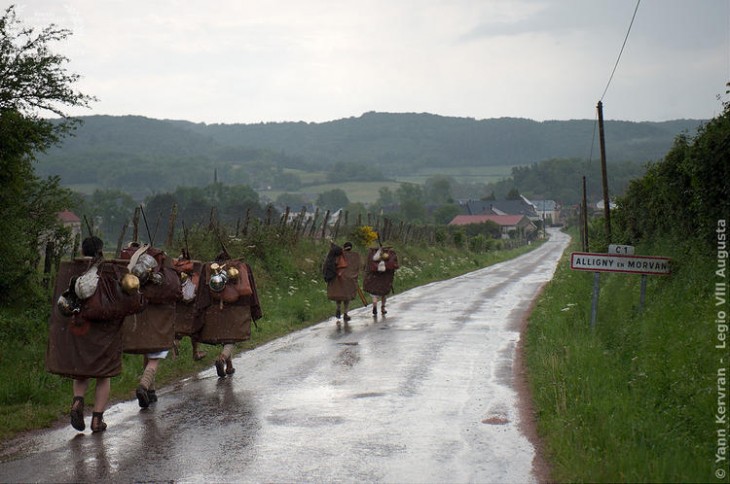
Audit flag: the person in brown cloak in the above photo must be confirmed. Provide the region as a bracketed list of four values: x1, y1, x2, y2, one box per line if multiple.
[363, 245, 399, 316]
[119, 244, 181, 408]
[195, 252, 263, 378]
[172, 257, 207, 361]
[324, 241, 361, 321]
[46, 236, 123, 433]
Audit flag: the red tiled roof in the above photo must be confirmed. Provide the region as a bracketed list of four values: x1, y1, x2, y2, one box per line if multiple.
[57, 211, 81, 223]
[448, 214, 525, 226]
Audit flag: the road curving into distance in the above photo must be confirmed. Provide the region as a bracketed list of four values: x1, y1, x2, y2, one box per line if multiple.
[0, 228, 570, 483]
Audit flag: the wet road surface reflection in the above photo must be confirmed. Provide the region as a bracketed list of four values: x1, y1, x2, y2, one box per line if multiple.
[0, 229, 569, 483]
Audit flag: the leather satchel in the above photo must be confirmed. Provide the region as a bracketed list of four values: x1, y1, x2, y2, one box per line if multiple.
[81, 262, 146, 321]
[142, 265, 182, 304]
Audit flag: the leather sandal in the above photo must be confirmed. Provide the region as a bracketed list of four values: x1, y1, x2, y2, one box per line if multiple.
[215, 356, 226, 378]
[148, 389, 158, 403]
[225, 357, 235, 375]
[70, 396, 85, 431]
[136, 385, 150, 408]
[91, 412, 107, 433]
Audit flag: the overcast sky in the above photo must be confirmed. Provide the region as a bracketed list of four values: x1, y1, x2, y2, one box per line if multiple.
[16, 0, 730, 124]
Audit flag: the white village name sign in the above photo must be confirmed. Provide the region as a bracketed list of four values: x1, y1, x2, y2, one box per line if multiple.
[571, 252, 671, 275]
[570, 250, 671, 328]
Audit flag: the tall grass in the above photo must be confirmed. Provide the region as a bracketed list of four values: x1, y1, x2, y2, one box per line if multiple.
[0, 237, 537, 442]
[525, 233, 719, 482]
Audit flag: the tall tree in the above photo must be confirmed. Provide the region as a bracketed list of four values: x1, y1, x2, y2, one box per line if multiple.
[86, 189, 137, 243]
[396, 183, 427, 223]
[376, 186, 397, 206]
[316, 189, 349, 211]
[506, 188, 521, 200]
[424, 175, 454, 204]
[0, 5, 95, 302]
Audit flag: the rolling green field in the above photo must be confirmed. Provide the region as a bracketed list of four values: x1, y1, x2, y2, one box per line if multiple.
[263, 180, 403, 205]
[392, 165, 513, 185]
[64, 165, 514, 206]
[266, 165, 515, 205]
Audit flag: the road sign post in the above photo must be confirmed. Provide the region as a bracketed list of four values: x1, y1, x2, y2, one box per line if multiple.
[571, 251, 671, 328]
[591, 272, 600, 329]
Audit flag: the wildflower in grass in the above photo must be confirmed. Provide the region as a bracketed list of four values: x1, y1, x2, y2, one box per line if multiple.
[398, 267, 416, 278]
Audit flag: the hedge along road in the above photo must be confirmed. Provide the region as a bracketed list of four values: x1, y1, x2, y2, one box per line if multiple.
[0, 228, 570, 483]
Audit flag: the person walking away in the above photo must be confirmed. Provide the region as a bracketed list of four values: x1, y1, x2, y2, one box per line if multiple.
[172, 255, 207, 361]
[323, 242, 361, 321]
[195, 253, 263, 378]
[363, 245, 399, 316]
[119, 243, 181, 408]
[46, 236, 143, 432]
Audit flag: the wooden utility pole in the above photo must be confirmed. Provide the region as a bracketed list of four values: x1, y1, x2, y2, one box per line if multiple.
[597, 101, 611, 242]
[582, 176, 589, 252]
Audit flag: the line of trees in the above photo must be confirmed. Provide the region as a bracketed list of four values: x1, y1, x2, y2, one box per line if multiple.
[0, 5, 95, 304]
[613, 84, 730, 254]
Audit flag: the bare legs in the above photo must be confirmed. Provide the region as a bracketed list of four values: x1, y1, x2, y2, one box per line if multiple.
[192, 336, 206, 361]
[371, 295, 387, 315]
[71, 377, 110, 432]
[136, 355, 163, 408]
[335, 300, 352, 321]
[343, 300, 351, 321]
[216, 343, 236, 377]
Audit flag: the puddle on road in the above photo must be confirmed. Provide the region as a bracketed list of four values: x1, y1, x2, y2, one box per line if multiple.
[351, 392, 386, 399]
[482, 416, 510, 425]
[334, 347, 360, 367]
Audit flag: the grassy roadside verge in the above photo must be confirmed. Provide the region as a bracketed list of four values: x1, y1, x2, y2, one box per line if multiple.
[0, 239, 540, 443]
[525, 231, 719, 482]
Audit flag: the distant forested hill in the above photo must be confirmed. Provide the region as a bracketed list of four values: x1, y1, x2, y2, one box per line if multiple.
[184, 113, 702, 169]
[36, 112, 705, 199]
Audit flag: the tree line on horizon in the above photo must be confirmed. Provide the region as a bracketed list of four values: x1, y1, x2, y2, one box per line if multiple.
[34, 113, 702, 200]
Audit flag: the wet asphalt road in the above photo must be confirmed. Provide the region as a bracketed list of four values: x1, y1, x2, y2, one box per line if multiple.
[0, 229, 569, 483]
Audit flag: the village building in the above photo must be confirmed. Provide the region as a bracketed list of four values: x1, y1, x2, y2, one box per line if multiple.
[448, 214, 537, 239]
[57, 210, 82, 244]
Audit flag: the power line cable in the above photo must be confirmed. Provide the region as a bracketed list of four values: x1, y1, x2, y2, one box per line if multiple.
[600, 0, 641, 101]
[587, 0, 641, 174]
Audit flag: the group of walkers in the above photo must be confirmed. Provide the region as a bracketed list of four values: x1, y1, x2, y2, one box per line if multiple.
[46, 236, 262, 433]
[323, 240, 400, 321]
[45, 235, 397, 434]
